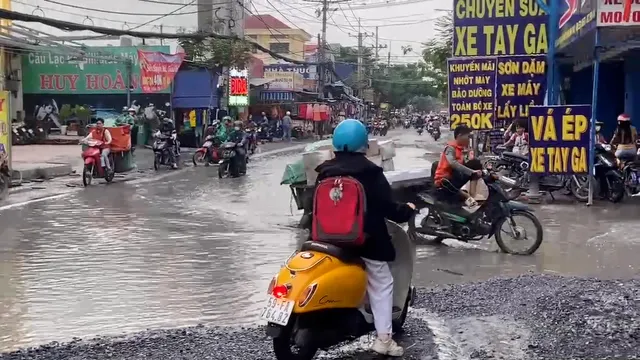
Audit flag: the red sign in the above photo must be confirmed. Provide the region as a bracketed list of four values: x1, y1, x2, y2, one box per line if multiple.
[138, 50, 184, 93]
[230, 76, 248, 96]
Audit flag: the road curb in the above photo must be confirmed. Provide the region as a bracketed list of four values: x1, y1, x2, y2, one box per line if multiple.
[12, 163, 73, 182]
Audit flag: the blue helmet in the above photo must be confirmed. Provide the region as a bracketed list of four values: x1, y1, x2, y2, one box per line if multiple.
[332, 119, 368, 152]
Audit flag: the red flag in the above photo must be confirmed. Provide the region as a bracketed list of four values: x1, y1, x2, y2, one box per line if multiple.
[623, 0, 632, 22]
[137, 50, 185, 93]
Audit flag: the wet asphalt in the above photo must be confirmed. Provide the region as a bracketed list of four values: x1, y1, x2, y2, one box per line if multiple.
[1, 129, 639, 359]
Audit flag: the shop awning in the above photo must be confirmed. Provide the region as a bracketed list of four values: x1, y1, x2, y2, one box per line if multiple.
[249, 78, 274, 87]
[172, 69, 219, 109]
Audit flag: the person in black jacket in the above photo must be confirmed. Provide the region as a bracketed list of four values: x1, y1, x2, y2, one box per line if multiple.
[313, 119, 415, 357]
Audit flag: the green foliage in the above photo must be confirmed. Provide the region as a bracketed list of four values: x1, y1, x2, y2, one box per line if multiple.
[422, 12, 453, 73]
[372, 63, 441, 109]
[178, 31, 253, 69]
[408, 95, 439, 112]
[59, 104, 73, 123]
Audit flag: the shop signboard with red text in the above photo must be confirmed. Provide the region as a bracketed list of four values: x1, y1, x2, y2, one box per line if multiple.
[598, 0, 640, 26]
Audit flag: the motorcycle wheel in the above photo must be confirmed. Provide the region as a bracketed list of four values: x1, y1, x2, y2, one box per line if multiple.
[218, 163, 226, 178]
[82, 165, 93, 187]
[392, 290, 412, 333]
[192, 150, 207, 166]
[272, 327, 318, 360]
[407, 207, 446, 245]
[0, 172, 9, 200]
[607, 175, 625, 203]
[569, 175, 592, 202]
[494, 210, 543, 255]
[153, 155, 160, 171]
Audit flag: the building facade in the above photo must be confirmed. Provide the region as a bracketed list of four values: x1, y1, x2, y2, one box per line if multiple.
[244, 15, 312, 64]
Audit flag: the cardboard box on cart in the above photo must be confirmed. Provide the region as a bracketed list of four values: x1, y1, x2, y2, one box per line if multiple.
[302, 139, 386, 185]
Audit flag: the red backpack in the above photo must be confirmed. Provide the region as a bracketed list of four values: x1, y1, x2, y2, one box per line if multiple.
[311, 176, 366, 246]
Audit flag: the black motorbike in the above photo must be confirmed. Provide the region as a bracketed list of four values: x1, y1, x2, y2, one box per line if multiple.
[416, 126, 424, 135]
[430, 126, 441, 141]
[408, 170, 543, 255]
[218, 142, 246, 178]
[257, 123, 272, 142]
[246, 128, 258, 154]
[152, 131, 178, 170]
[403, 120, 411, 129]
[588, 144, 625, 202]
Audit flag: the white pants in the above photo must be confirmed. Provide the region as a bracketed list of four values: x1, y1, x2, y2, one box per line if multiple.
[362, 257, 394, 335]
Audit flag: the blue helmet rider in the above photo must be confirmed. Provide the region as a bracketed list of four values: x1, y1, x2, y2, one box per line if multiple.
[332, 119, 369, 153]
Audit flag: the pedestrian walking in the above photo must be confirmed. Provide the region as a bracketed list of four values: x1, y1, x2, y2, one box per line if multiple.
[282, 111, 292, 142]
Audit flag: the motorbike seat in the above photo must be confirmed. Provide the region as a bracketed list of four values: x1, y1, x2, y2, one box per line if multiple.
[300, 241, 364, 267]
[501, 151, 528, 161]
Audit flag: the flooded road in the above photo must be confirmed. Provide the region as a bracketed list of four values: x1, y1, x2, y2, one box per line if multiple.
[1, 131, 639, 353]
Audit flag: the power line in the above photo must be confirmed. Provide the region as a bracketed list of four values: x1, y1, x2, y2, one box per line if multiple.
[43, 0, 201, 16]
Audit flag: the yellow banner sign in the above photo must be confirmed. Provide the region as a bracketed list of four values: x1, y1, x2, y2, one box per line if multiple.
[0, 91, 10, 169]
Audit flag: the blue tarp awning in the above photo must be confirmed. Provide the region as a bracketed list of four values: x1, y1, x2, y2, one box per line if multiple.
[172, 69, 219, 109]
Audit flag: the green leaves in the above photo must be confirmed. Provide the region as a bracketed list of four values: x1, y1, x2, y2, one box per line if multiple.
[178, 32, 253, 69]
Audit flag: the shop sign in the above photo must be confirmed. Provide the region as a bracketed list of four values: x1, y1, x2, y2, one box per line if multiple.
[264, 64, 317, 80]
[598, 0, 640, 26]
[264, 71, 304, 91]
[452, 0, 547, 57]
[528, 105, 591, 175]
[229, 68, 249, 107]
[447, 56, 547, 130]
[556, 0, 596, 49]
[138, 50, 184, 93]
[22, 46, 170, 94]
[0, 91, 10, 169]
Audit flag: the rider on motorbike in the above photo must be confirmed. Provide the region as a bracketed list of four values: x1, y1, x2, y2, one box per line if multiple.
[596, 121, 607, 144]
[159, 117, 178, 168]
[313, 119, 415, 357]
[228, 120, 248, 174]
[216, 116, 233, 142]
[433, 125, 482, 212]
[610, 113, 637, 160]
[81, 118, 112, 172]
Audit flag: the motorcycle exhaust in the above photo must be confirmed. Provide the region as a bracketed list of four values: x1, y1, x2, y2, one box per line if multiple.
[498, 175, 518, 188]
[413, 226, 456, 239]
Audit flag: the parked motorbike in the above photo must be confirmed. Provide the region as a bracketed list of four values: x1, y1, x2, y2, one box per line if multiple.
[587, 144, 624, 202]
[80, 138, 114, 186]
[0, 151, 10, 200]
[218, 142, 245, 178]
[153, 131, 178, 170]
[409, 170, 543, 255]
[192, 135, 221, 166]
[263, 221, 416, 359]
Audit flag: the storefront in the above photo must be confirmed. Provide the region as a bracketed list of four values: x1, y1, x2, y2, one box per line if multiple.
[21, 46, 170, 130]
[171, 68, 219, 147]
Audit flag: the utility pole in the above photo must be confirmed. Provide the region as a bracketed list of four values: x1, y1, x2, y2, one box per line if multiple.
[319, 0, 328, 99]
[357, 18, 362, 98]
[375, 26, 379, 61]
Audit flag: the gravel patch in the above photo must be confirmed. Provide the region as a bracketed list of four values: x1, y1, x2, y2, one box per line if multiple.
[2, 275, 638, 360]
[414, 274, 640, 360]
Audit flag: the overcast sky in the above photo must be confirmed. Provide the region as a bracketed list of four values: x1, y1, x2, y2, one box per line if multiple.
[11, 0, 452, 64]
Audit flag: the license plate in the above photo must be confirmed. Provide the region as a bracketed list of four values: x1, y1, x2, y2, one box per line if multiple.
[260, 296, 294, 326]
[203, 141, 212, 147]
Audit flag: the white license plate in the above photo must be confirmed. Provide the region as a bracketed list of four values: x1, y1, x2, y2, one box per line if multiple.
[203, 141, 212, 147]
[260, 296, 294, 326]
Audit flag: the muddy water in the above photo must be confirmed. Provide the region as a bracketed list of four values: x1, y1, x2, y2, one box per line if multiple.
[1, 139, 639, 352]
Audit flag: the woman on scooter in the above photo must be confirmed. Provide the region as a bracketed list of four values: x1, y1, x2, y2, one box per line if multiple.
[314, 119, 416, 356]
[81, 118, 112, 172]
[610, 113, 637, 160]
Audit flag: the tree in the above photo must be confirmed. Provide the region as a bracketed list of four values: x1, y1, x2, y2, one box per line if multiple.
[422, 12, 452, 73]
[408, 95, 439, 112]
[371, 63, 440, 109]
[178, 30, 253, 69]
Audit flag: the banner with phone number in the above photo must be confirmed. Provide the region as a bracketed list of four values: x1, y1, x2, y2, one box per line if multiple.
[528, 105, 592, 175]
[138, 50, 185, 93]
[448, 58, 496, 130]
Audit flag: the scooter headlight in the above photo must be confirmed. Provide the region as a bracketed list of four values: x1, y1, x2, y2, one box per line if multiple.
[298, 283, 317, 307]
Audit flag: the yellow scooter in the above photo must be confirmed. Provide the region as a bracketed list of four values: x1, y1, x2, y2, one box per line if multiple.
[261, 220, 416, 359]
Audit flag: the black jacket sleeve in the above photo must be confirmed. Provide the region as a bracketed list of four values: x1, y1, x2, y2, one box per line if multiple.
[372, 171, 414, 224]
